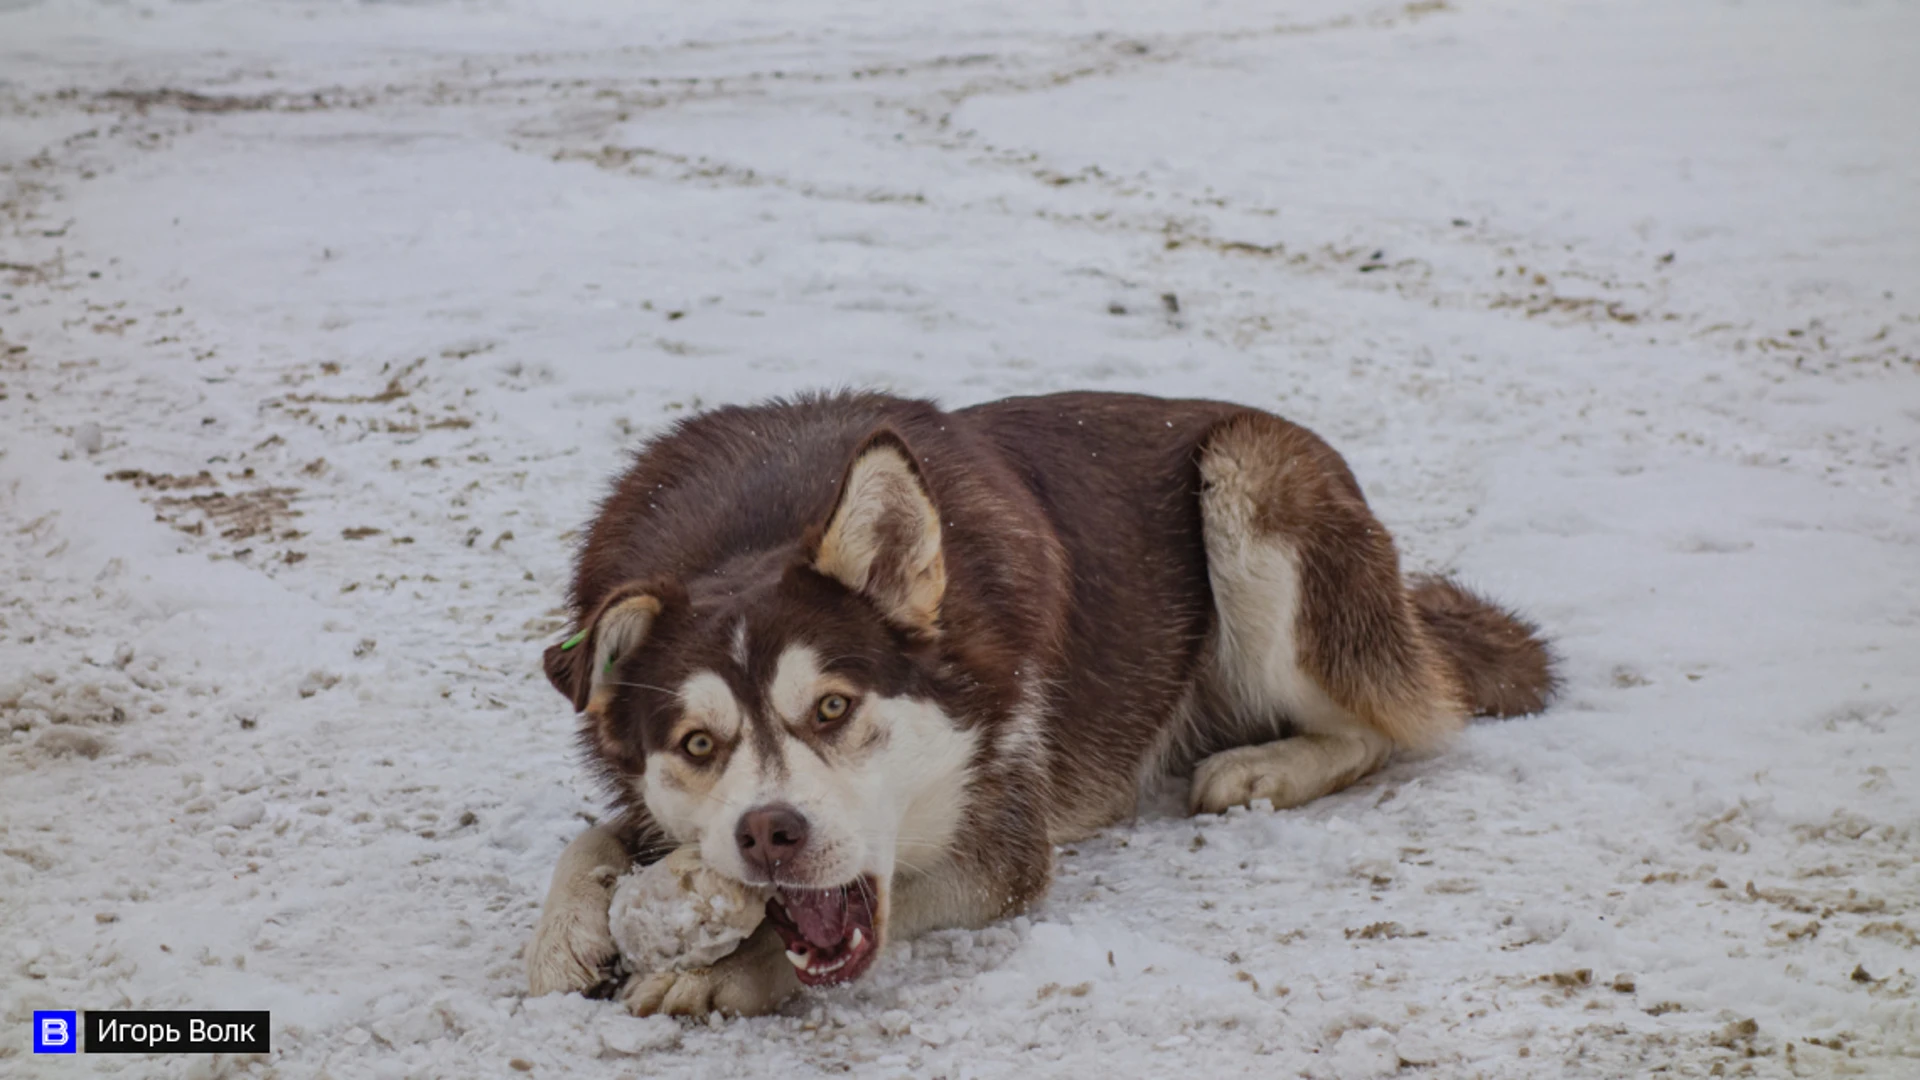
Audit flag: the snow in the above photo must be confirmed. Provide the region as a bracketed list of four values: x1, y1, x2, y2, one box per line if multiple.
[1, 0, 1916, 1076]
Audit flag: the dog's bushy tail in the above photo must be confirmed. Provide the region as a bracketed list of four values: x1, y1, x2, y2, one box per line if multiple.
[1410, 575, 1557, 718]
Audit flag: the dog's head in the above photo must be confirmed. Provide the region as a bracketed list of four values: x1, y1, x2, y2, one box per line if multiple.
[543, 431, 974, 986]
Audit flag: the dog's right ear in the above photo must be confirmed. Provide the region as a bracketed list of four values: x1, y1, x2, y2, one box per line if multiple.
[543, 582, 668, 716]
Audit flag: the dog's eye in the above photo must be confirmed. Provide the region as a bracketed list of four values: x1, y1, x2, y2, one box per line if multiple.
[814, 693, 852, 725]
[682, 731, 716, 758]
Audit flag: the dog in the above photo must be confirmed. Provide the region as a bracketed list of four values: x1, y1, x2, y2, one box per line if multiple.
[525, 390, 1554, 1015]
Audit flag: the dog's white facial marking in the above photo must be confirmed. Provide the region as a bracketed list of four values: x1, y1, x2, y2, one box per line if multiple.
[767, 644, 824, 725]
[643, 671, 750, 846]
[677, 671, 743, 743]
[648, 735, 762, 851]
[645, 640, 978, 927]
[867, 695, 976, 879]
[746, 690, 975, 896]
[759, 734, 864, 882]
[729, 619, 750, 671]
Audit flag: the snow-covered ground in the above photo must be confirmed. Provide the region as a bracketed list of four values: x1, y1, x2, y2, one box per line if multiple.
[2, 0, 1917, 1075]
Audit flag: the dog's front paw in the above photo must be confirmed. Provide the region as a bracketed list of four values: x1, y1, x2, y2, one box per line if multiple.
[622, 923, 799, 1018]
[527, 824, 632, 997]
[526, 864, 623, 997]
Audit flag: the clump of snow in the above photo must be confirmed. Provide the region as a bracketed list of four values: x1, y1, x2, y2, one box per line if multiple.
[609, 847, 770, 974]
[1, 668, 146, 730]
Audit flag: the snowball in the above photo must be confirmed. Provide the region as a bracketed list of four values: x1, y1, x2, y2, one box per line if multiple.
[608, 847, 770, 974]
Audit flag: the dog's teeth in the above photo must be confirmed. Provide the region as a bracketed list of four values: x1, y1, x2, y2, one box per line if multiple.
[849, 928, 865, 952]
[785, 949, 809, 969]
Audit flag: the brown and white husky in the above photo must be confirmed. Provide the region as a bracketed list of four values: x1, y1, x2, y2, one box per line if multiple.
[525, 391, 1554, 1015]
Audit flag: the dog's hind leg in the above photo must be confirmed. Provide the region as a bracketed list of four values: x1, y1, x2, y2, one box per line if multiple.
[1190, 728, 1393, 813]
[1189, 412, 1469, 815]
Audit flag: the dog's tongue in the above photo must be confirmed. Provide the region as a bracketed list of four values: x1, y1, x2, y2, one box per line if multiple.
[766, 881, 882, 986]
[776, 887, 854, 949]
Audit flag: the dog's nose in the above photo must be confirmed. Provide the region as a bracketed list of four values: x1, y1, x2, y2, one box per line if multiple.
[736, 803, 810, 873]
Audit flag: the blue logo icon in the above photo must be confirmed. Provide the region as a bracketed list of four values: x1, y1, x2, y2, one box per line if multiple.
[34, 1010, 78, 1054]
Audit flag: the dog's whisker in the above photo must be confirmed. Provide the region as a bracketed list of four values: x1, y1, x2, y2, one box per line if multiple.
[887, 841, 959, 864]
[889, 855, 940, 877]
[601, 680, 681, 697]
[871, 829, 959, 851]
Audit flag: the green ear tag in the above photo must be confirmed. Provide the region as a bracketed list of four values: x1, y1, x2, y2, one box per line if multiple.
[559, 630, 587, 651]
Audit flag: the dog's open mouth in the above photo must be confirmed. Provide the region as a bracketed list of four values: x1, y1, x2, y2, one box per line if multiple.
[764, 875, 880, 987]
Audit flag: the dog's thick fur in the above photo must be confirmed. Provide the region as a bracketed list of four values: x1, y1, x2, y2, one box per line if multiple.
[525, 391, 1554, 1014]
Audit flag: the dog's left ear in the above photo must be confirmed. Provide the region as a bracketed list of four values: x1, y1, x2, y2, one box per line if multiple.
[810, 430, 946, 636]
[543, 582, 667, 716]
